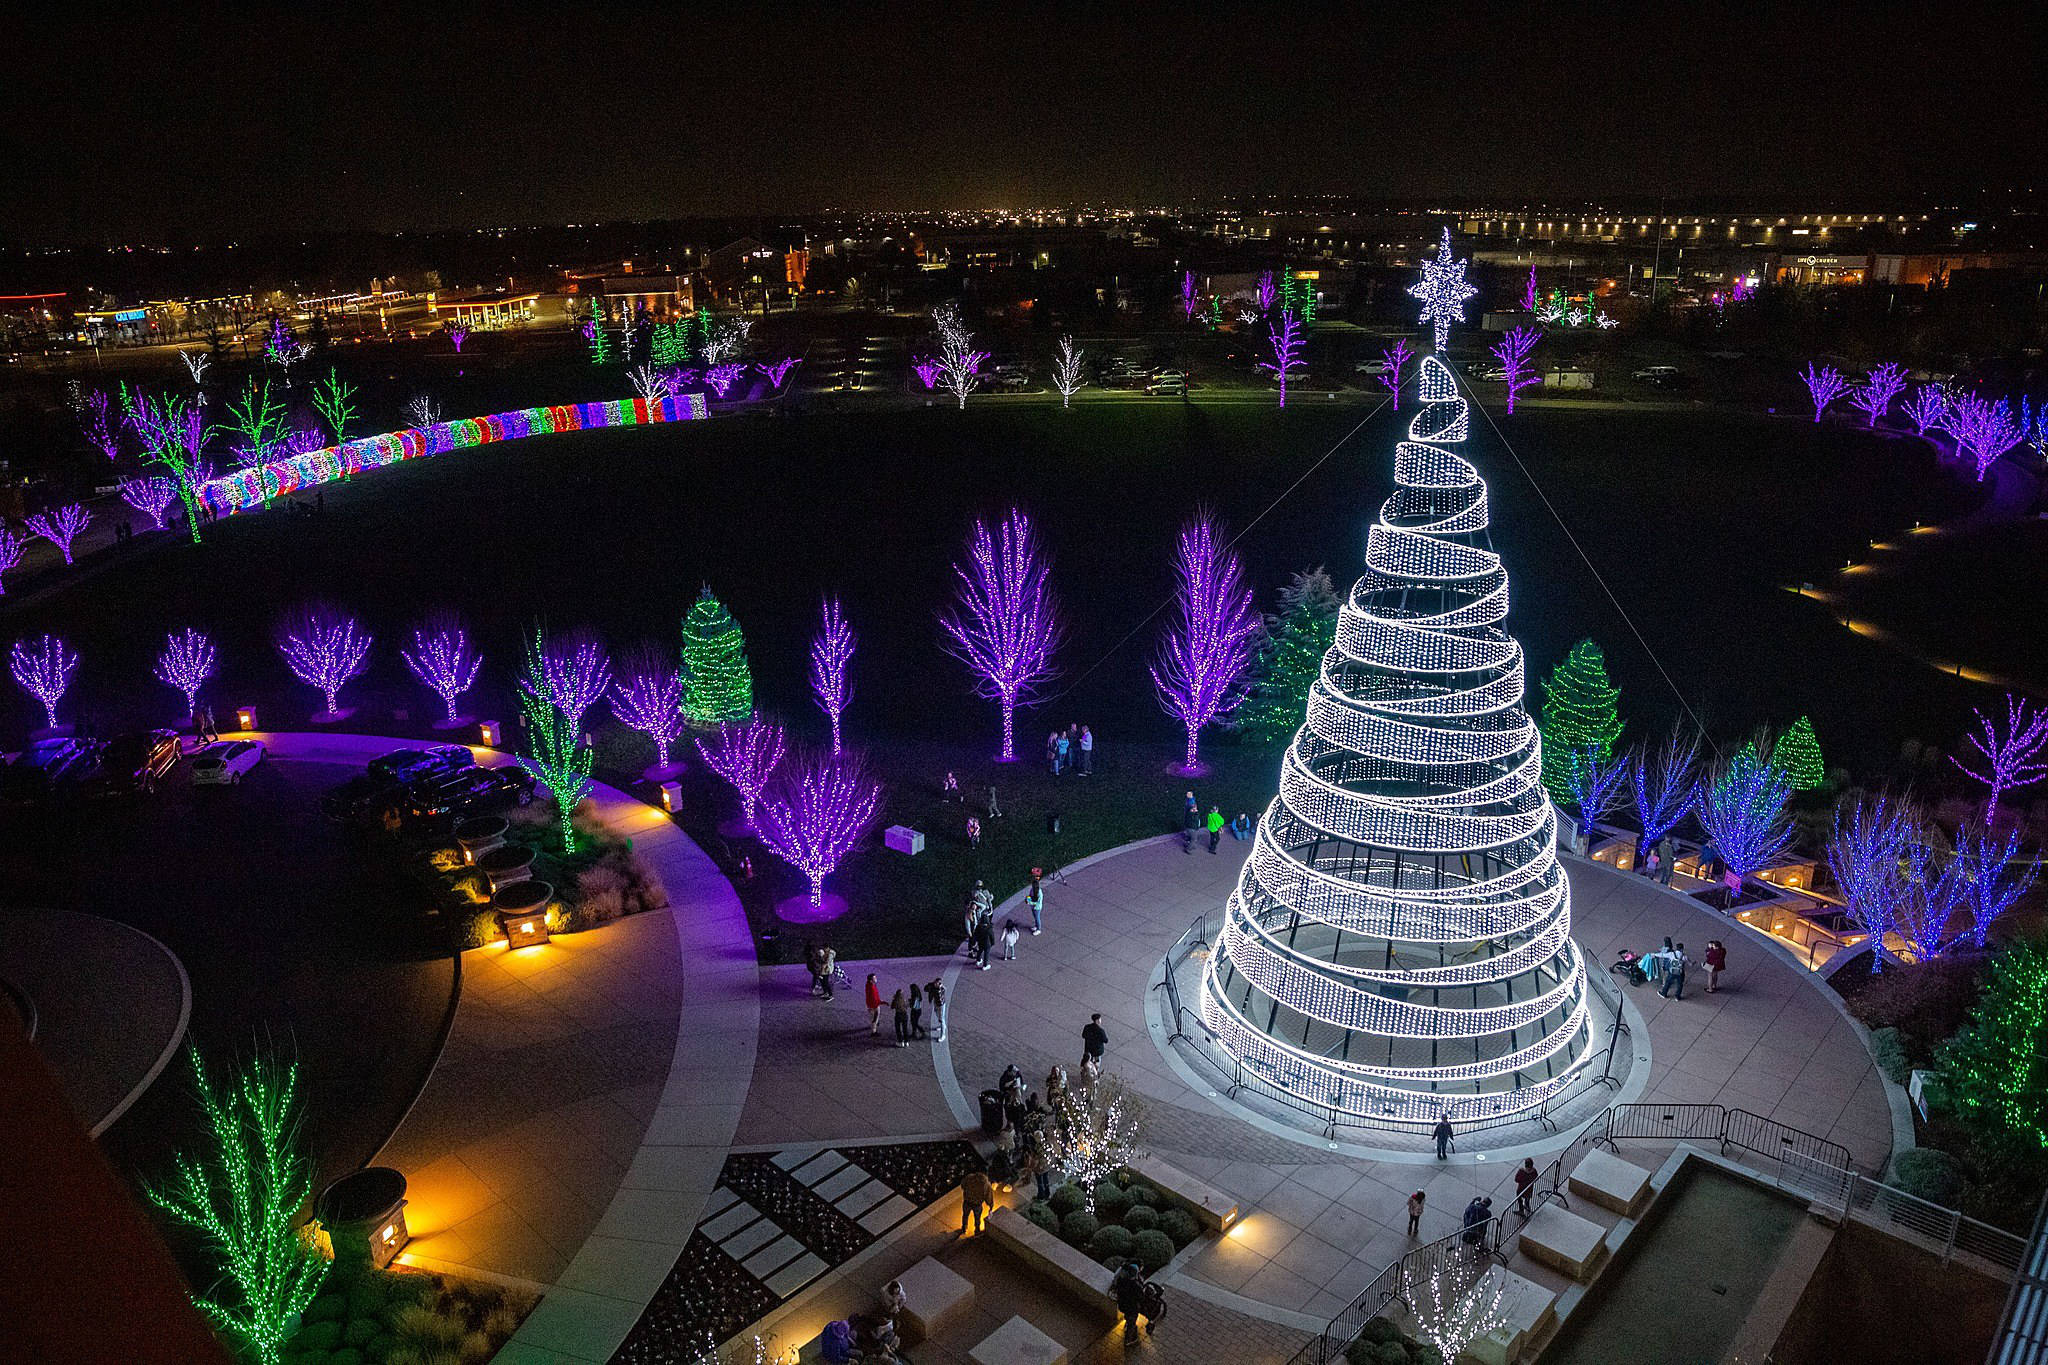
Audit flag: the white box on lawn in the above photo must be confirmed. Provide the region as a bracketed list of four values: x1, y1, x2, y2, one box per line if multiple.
[886, 825, 925, 855]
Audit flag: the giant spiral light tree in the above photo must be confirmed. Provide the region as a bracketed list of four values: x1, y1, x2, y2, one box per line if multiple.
[1200, 345, 1594, 1129]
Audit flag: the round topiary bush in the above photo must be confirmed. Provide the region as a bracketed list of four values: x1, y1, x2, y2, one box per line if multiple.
[1092, 1181, 1132, 1224]
[1891, 1147, 1965, 1206]
[1125, 1182, 1159, 1208]
[303, 1292, 348, 1323]
[1124, 1203, 1160, 1233]
[1131, 1227, 1175, 1272]
[343, 1315, 379, 1347]
[1061, 1210, 1100, 1248]
[1048, 1182, 1088, 1216]
[1024, 1200, 1061, 1235]
[1089, 1224, 1136, 1263]
[295, 1321, 343, 1354]
[1158, 1207, 1199, 1248]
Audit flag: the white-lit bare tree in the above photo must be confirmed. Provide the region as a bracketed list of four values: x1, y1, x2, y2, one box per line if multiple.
[1051, 335, 1086, 408]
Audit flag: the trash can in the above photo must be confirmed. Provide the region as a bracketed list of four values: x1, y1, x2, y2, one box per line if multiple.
[979, 1089, 1006, 1136]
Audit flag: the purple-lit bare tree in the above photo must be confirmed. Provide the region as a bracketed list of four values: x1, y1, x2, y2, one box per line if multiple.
[276, 605, 372, 719]
[1952, 694, 2048, 821]
[697, 714, 786, 830]
[1847, 362, 1908, 427]
[757, 357, 801, 388]
[400, 613, 484, 727]
[10, 633, 79, 731]
[757, 749, 882, 908]
[1379, 337, 1414, 410]
[537, 628, 612, 733]
[1801, 362, 1849, 422]
[122, 476, 178, 530]
[126, 389, 210, 543]
[1259, 309, 1307, 408]
[611, 644, 688, 774]
[26, 504, 90, 565]
[933, 302, 989, 410]
[1491, 326, 1542, 414]
[1151, 517, 1259, 773]
[705, 362, 746, 399]
[448, 324, 469, 354]
[154, 628, 217, 718]
[78, 388, 122, 463]
[1901, 385, 1950, 443]
[1521, 266, 1540, 312]
[912, 357, 942, 391]
[1254, 271, 1278, 314]
[1941, 392, 2027, 481]
[0, 527, 24, 595]
[939, 508, 1063, 762]
[1051, 336, 1086, 408]
[809, 598, 856, 756]
[1180, 270, 1201, 322]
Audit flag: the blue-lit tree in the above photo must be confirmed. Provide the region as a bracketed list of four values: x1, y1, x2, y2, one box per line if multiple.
[1631, 726, 1703, 857]
[1699, 741, 1794, 883]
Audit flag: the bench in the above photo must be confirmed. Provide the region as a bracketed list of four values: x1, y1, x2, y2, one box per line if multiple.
[1568, 1149, 1653, 1217]
[1126, 1154, 1239, 1232]
[971, 1315, 1068, 1365]
[1518, 1204, 1609, 1281]
[895, 1254, 975, 1343]
[984, 1207, 1117, 1318]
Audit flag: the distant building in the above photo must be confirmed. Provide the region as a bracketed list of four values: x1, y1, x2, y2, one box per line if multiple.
[705, 238, 794, 311]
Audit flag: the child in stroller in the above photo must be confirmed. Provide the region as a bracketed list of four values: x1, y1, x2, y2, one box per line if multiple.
[1611, 948, 1649, 986]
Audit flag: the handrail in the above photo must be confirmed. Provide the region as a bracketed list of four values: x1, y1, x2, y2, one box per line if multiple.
[1282, 1214, 1512, 1365]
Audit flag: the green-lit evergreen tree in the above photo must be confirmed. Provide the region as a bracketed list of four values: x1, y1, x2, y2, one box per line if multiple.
[651, 321, 686, 367]
[1940, 938, 2048, 1151]
[1282, 269, 1317, 324]
[1236, 567, 1340, 745]
[585, 307, 614, 365]
[1776, 715, 1827, 791]
[680, 587, 754, 727]
[688, 308, 715, 361]
[1538, 638, 1625, 800]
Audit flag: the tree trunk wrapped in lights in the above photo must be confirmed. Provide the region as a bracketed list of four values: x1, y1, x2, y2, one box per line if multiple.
[11, 633, 79, 730]
[939, 508, 1063, 762]
[1200, 355, 1595, 1129]
[756, 748, 881, 906]
[517, 643, 595, 854]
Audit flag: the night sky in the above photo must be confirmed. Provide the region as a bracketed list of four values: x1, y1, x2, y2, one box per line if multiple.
[9, 3, 2043, 240]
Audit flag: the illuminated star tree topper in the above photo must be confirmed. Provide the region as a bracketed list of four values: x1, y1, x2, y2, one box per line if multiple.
[939, 508, 1063, 762]
[1408, 228, 1480, 351]
[11, 633, 79, 730]
[757, 748, 882, 907]
[400, 613, 484, 726]
[154, 628, 218, 716]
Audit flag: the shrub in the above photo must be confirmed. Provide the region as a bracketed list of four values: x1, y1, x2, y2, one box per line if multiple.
[1359, 1318, 1403, 1345]
[1131, 1228, 1175, 1271]
[1048, 1182, 1088, 1216]
[392, 1303, 465, 1349]
[1891, 1148, 1965, 1205]
[1125, 1182, 1159, 1208]
[343, 1315, 380, 1346]
[459, 1329, 493, 1363]
[1060, 1211, 1100, 1247]
[329, 1350, 363, 1365]
[295, 1321, 342, 1353]
[1158, 1208, 1199, 1248]
[1870, 1027, 1911, 1084]
[1089, 1224, 1136, 1262]
[1091, 1182, 1131, 1224]
[573, 863, 629, 926]
[304, 1292, 348, 1323]
[458, 909, 500, 950]
[1847, 956, 1986, 1059]
[1124, 1203, 1160, 1233]
[366, 1333, 397, 1362]
[1367, 1344, 1413, 1365]
[1024, 1201, 1061, 1235]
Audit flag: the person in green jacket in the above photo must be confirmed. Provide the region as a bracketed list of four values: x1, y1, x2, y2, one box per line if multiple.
[1205, 805, 1225, 854]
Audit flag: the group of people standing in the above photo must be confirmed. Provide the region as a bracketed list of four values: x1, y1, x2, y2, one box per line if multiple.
[1179, 793, 1250, 855]
[853, 970, 948, 1045]
[1045, 724, 1094, 776]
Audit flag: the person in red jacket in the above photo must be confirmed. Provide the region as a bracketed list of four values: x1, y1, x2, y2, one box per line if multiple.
[1704, 940, 1728, 993]
[865, 973, 884, 1036]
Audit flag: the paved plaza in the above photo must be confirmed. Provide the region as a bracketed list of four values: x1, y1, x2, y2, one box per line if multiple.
[240, 736, 1899, 1361]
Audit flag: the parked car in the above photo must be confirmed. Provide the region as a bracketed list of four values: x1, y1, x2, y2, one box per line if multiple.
[1147, 371, 1187, 396]
[1354, 358, 1394, 375]
[367, 745, 472, 786]
[83, 730, 182, 797]
[1631, 365, 1683, 381]
[1471, 367, 1510, 382]
[192, 739, 266, 786]
[404, 765, 537, 829]
[0, 736, 99, 803]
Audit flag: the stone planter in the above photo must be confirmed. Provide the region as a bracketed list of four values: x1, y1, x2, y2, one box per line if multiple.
[316, 1166, 409, 1270]
[455, 815, 509, 862]
[494, 879, 553, 947]
[476, 842, 535, 892]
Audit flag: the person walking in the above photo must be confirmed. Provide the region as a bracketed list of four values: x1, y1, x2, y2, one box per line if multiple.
[1703, 939, 1727, 994]
[1462, 1196, 1492, 1251]
[974, 915, 994, 970]
[960, 1162, 993, 1236]
[1079, 724, 1093, 775]
[1113, 1260, 1152, 1340]
[806, 943, 827, 998]
[1433, 1112, 1454, 1160]
[1001, 919, 1020, 961]
[201, 704, 219, 743]
[1205, 805, 1224, 854]
[1026, 871, 1045, 934]
[1406, 1189, 1425, 1237]
[987, 785, 1002, 819]
[1514, 1158, 1540, 1217]
[820, 945, 838, 999]
[1182, 796, 1201, 854]
[1046, 731, 1060, 775]
[942, 770, 961, 801]
[1656, 835, 1677, 886]
[1659, 943, 1688, 999]
[891, 987, 911, 1046]
[865, 973, 884, 1036]
[1082, 1013, 1109, 1067]
[910, 983, 927, 1039]
[966, 814, 981, 848]
[927, 977, 947, 1040]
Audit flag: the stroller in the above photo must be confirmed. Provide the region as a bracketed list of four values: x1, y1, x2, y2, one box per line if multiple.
[1610, 949, 1649, 987]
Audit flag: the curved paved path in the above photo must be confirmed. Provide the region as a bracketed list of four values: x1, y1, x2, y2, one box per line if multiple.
[935, 835, 1894, 1326]
[251, 734, 757, 1365]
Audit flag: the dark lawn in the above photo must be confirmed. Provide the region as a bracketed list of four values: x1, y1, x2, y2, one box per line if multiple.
[0, 396, 2007, 954]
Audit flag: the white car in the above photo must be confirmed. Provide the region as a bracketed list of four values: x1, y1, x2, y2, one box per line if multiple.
[192, 739, 265, 785]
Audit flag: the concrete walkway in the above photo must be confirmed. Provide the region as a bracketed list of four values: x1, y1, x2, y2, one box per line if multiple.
[933, 834, 1895, 1327]
[250, 734, 758, 1365]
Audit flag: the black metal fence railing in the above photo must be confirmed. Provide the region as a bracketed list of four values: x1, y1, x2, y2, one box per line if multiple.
[1281, 1215, 1509, 1365]
[1596, 1102, 1853, 1190]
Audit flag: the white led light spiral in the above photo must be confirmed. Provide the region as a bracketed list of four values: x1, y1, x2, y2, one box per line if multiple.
[1200, 354, 1593, 1127]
